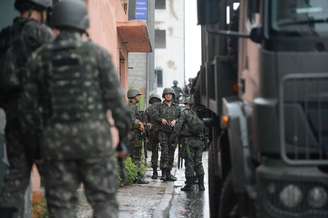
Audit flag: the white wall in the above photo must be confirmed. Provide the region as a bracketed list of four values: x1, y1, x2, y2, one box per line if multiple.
[155, 0, 185, 95]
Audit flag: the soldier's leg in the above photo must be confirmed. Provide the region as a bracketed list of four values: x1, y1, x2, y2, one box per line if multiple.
[150, 134, 159, 170]
[166, 136, 177, 181]
[0, 130, 33, 218]
[194, 146, 205, 191]
[81, 156, 118, 218]
[44, 160, 80, 218]
[150, 133, 159, 179]
[159, 132, 169, 180]
[135, 147, 148, 184]
[181, 143, 194, 191]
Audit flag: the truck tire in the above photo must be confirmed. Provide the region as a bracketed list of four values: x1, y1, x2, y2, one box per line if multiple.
[219, 172, 237, 218]
[219, 171, 256, 218]
[208, 138, 221, 218]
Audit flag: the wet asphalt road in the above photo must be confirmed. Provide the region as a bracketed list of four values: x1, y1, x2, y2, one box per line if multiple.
[168, 152, 209, 218]
[77, 152, 210, 218]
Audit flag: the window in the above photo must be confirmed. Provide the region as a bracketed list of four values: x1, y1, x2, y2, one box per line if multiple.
[155, 29, 166, 49]
[155, 69, 163, 87]
[155, 0, 166, 9]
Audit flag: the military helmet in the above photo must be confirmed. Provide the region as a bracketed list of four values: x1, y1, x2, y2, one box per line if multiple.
[49, 0, 90, 32]
[127, 89, 142, 99]
[149, 93, 161, 103]
[162, 88, 175, 98]
[183, 96, 193, 105]
[15, 0, 53, 11]
[173, 80, 178, 85]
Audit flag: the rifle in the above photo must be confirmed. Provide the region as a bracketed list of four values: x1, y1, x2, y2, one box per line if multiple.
[116, 142, 129, 185]
[177, 143, 183, 169]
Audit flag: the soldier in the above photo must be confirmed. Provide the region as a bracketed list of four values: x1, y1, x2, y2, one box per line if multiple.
[183, 78, 194, 97]
[171, 97, 205, 191]
[20, 0, 131, 217]
[171, 80, 184, 104]
[0, 0, 53, 217]
[154, 88, 180, 181]
[127, 89, 149, 184]
[144, 93, 162, 179]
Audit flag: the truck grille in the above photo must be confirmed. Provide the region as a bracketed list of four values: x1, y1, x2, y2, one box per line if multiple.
[280, 73, 328, 165]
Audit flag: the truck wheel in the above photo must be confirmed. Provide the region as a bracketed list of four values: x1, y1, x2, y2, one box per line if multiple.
[208, 139, 221, 218]
[219, 172, 256, 218]
[219, 172, 237, 218]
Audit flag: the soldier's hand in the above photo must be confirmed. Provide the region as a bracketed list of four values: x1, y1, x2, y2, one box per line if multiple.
[161, 119, 168, 125]
[138, 122, 145, 132]
[111, 126, 120, 148]
[170, 120, 177, 127]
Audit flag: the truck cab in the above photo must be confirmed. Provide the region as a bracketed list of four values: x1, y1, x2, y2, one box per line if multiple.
[197, 0, 328, 217]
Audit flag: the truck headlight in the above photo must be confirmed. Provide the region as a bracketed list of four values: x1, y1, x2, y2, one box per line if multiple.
[308, 187, 328, 208]
[279, 185, 303, 208]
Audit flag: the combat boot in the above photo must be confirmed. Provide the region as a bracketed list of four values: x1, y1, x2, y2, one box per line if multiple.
[160, 169, 167, 181]
[136, 176, 149, 184]
[151, 168, 158, 179]
[198, 175, 205, 191]
[181, 178, 193, 192]
[0, 207, 17, 218]
[166, 169, 177, 181]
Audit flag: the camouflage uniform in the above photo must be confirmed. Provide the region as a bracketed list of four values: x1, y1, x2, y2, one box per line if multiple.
[173, 106, 205, 191]
[0, 17, 53, 218]
[21, 30, 130, 218]
[154, 99, 180, 180]
[144, 101, 161, 178]
[127, 101, 147, 184]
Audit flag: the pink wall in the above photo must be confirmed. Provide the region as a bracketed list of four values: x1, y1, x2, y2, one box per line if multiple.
[87, 0, 127, 73]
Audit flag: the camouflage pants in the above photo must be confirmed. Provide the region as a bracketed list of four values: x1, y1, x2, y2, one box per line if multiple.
[159, 131, 176, 170]
[0, 123, 39, 218]
[148, 130, 159, 169]
[182, 137, 204, 179]
[129, 133, 144, 178]
[44, 156, 118, 218]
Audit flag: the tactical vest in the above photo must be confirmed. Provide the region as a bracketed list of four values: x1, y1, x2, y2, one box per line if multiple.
[44, 41, 105, 123]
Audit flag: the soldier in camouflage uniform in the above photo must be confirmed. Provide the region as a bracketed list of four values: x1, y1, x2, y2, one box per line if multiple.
[127, 89, 149, 184]
[171, 80, 184, 104]
[172, 97, 205, 191]
[144, 93, 161, 179]
[0, 1, 53, 217]
[20, 1, 131, 217]
[154, 88, 180, 181]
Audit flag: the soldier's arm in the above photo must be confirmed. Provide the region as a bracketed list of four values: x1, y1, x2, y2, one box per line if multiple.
[19, 52, 43, 130]
[97, 46, 131, 140]
[22, 22, 53, 52]
[173, 110, 187, 135]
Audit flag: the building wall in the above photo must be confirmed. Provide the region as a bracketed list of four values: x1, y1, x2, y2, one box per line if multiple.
[87, 0, 129, 89]
[155, 0, 185, 94]
[128, 53, 147, 93]
[127, 0, 155, 104]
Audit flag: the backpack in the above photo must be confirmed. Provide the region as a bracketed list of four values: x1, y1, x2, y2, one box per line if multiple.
[0, 20, 29, 101]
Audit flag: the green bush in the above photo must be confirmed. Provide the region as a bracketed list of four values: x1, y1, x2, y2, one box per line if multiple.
[118, 157, 147, 186]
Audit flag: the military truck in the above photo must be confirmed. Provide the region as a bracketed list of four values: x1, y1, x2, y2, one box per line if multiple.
[196, 0, 328, 217]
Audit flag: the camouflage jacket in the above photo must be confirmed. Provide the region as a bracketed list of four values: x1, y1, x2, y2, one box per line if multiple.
[174, 107, 204, 138]
[128, 102, 143, 130]
[21, 31, 130, 159]
[0, 17, 53, 118]
[144, 102, 161, 130]
[153, 101, 180, 133]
